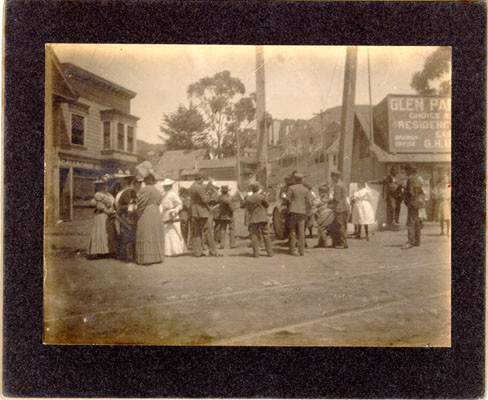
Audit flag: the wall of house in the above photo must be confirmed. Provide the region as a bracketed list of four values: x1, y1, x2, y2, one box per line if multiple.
[59, 96, 138, 163]
[66, 72, 132, 113]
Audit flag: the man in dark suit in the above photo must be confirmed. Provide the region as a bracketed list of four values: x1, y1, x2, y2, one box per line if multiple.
[402, 164, 423, 249]
[214, 185, 236, 249]
[330, 171, 350, 249]
[383, 166, 401, 226]
[188, 174, 222, 257]
[286, 173, 311, 256]
[243, 183, 273, 258]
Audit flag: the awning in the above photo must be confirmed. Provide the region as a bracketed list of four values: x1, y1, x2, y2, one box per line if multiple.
[371, 146, 451, 163]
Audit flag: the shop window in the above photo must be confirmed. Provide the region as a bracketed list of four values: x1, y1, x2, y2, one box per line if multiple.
[117, 123, 125, 151]
[127, 126, 134, 152]
[71, 114, 85, 145]
[103, 121, 111, 149]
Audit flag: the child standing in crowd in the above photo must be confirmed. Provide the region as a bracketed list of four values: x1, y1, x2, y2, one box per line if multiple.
[351, 180, 376, 241]
[436, 173, 451, 237]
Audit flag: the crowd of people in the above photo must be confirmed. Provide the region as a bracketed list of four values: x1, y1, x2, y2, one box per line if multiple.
[86, 162, 451, 264]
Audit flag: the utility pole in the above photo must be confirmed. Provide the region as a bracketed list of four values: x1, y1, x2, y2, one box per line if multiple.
[338, 46, 358, 192]
[313, 109, 325, 185]
[235, 128, 241, 190]
[367, 47, 375, 178]
[255, 45, 267, 188]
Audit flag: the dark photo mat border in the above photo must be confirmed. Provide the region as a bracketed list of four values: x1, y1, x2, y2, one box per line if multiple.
[3, 0, 486, 398]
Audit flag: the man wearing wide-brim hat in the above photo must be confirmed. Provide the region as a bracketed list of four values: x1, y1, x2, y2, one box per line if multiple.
[188, 173, 222, 257]
[329, 170, 350, 249]
[214, 185, 237, 249]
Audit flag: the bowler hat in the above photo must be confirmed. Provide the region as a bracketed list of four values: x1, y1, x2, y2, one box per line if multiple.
[294, 172, 305, 179]
[221, 185, 230, 193]
[249, 182, 260, 191]
[331, 170, 341, 177]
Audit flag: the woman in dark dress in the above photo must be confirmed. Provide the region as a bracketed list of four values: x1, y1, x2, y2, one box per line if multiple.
[135, 174, 165, 265]
[87, 179, 117, 258]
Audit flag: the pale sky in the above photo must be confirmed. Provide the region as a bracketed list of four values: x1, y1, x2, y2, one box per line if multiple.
[51, 44, 440, 144]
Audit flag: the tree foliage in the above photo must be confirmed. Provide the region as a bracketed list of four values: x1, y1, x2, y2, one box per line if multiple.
[187, 70, 246, 158]
[159, 105, 208, 150]
[220, 93, 273, 158]
[410, 47, 452, 96]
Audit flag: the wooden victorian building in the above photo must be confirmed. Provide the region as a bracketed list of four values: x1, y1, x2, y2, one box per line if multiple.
[45, 47, 140, 222]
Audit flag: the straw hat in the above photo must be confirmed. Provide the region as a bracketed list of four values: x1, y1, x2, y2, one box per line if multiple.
[161, 178, 175, 186]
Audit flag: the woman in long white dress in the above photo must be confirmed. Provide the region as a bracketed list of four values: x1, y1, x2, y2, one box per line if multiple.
[351, 181, 376, 241]
[159, 178, 187, 256]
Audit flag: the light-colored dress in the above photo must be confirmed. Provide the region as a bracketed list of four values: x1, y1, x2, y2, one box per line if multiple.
[160, 190, 187, 256]
[437, 183, 451, 221]
[135, 185, 164, 264]
[87, 192, 116, 256]
[351, 187, 376, 225]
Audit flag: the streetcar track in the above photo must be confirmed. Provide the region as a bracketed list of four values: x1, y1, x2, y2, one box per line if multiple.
[44, 261, 449, 323]
[209, 291, 450, 345]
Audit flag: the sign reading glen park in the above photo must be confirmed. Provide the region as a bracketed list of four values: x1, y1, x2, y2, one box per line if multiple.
[387, 95, 451, 153]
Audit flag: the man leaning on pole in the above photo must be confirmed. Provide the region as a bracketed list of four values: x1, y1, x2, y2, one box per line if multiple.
[330, 170, 350, 249]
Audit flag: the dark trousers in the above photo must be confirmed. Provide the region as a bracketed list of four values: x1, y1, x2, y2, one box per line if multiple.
[288, 213, 306, 255]
[214, 219, 236, 249]
[180, 219, 190, 247]
[407, 208, 421, 246]
[316, 225, 329, 247]
[332, 211, 349, 247]
[386, 196, 401, 224]
[249, 222, 273, 257]
[191, 217, 217, 256]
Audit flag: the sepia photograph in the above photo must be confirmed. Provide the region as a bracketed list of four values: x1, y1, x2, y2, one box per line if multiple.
[44, 44, 451, 347]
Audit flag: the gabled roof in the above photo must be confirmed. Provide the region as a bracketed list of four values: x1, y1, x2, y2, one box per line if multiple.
[47, 46, 78, 101]
[307, 105, 371, 132]
[197, 158, 237, 169]
[155, 149, 207, 173]
[325, 137, 339, 154]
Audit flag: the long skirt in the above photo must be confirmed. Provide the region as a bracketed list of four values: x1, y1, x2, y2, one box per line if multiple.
[135, 204, 164, 264]
[87, 213, 109, 256]
[163, 221, 187, 256]
[351, 200, 375, 225]
[437, 199, 451, 221]
[87, 212, 116, 256]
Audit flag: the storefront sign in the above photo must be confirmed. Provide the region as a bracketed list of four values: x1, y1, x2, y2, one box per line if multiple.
[59, 158, 101, 170]
[388, 96, 451, 153]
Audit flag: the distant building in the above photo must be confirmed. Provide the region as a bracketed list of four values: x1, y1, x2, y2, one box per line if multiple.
[153, 148, 208, 180]
[45, 47, 140, 222]
[350, 94, 451, 188]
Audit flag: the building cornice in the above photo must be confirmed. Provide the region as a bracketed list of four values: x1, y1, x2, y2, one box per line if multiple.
[100, 109, 140, 124]
[62, 63, 137, 99]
